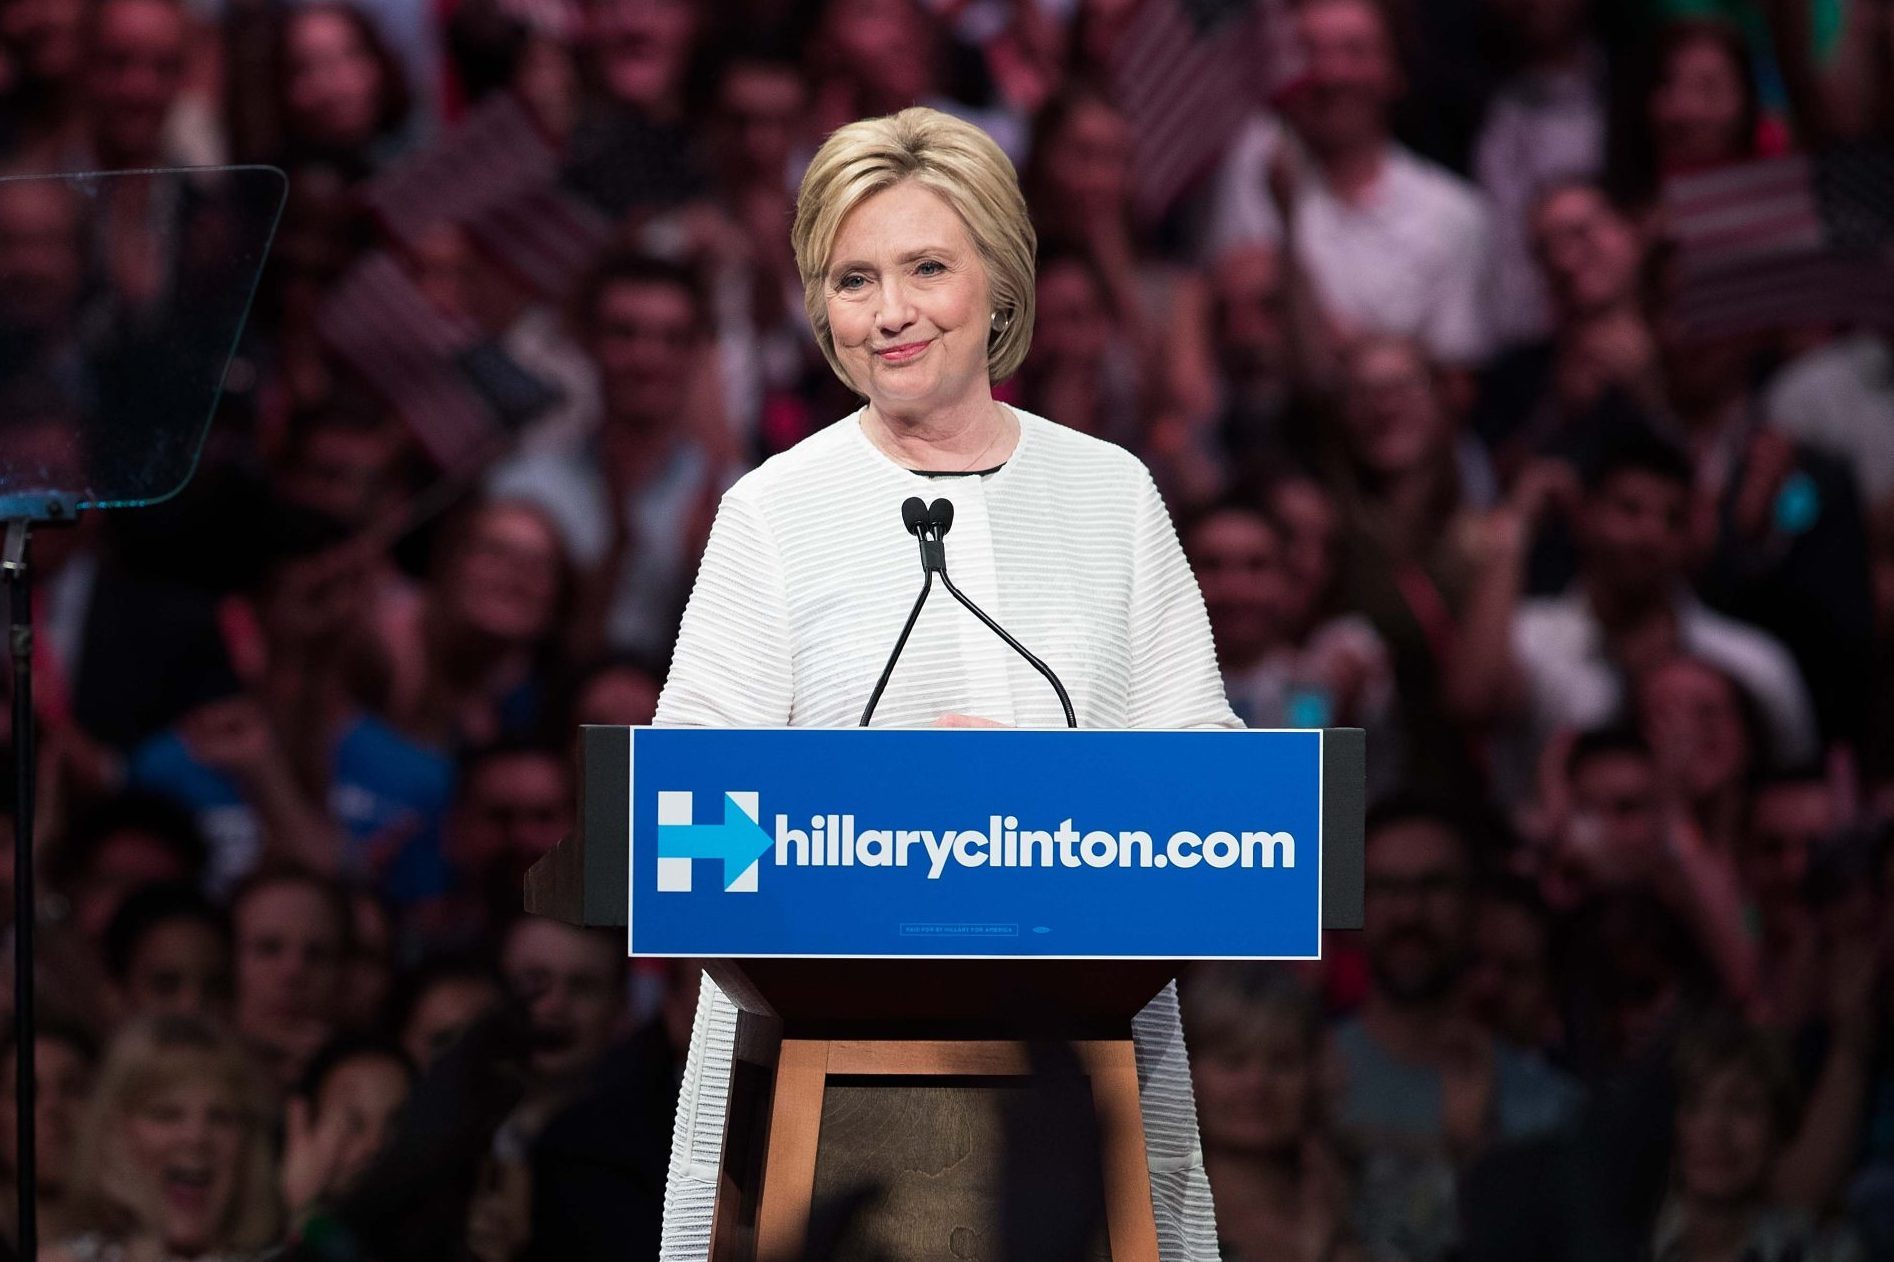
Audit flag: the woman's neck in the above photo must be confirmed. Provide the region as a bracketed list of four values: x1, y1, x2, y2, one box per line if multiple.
[863, 393, 1016, 471]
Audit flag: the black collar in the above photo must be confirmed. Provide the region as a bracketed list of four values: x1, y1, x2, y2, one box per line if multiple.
[910, 462, 1007, 478]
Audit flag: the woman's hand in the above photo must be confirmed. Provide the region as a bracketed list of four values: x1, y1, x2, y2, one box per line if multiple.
[934, 713, 1010, 728]
[281, 1095, 350, 1220]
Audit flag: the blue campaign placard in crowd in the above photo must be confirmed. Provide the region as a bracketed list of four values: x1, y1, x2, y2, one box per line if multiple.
[627, 728, 1326, 960]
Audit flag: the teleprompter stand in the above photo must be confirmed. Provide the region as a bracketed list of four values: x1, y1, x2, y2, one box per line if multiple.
[0, 166, 284, 1260]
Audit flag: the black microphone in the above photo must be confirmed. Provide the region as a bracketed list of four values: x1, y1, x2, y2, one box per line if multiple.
[861, 496, 939, 726]
[860, 496, 1077, 727]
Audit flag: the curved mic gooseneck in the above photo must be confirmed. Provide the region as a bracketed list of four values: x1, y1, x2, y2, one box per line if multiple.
[860, 496, 1077, 728]
[859, 498, 938, 726]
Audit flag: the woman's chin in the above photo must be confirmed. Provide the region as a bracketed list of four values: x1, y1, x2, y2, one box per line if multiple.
[864, 367, 994, 414]
[866, 363, 938, 395]
[867, 385, 949, 416]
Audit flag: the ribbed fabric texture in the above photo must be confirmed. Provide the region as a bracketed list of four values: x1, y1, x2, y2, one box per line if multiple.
[1134, 981, 1223, 1262]
[654, 405, 1235, 1262]
[653, 405, 1241, 732]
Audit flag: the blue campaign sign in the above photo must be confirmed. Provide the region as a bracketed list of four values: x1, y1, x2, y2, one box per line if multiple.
[627, 728, 1329, 960]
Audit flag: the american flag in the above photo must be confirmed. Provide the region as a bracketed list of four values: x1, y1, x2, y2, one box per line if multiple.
[315, 253, 558, 469]
[363, 93, 614, 301]
[1663, 145, 1894, 335]
[1112, 0, 1304, 223]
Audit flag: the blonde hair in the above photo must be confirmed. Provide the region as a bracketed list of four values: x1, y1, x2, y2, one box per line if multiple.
[63, 1015, 282, 1252]
[791, 106, 1037, 392]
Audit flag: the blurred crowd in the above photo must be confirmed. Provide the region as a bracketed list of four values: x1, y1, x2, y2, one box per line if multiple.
[0, 0, 1890, 1258]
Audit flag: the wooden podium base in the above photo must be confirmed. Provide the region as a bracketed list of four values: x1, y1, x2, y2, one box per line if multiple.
[706, 960, 1175, 1262]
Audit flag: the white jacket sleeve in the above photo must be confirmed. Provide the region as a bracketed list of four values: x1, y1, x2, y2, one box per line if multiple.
[1126, 470, 1242, 730]
[653, 488, 795, 728]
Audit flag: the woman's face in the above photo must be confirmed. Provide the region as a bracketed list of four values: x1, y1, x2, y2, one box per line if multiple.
[1188, 510, 1293, 666]
[1676, 1065, 1776, 1206]
[121, 919, 233, 1022]
[822, 0, 933, 102]
[1638, 659, 1751, 800]
[714, 63, 804, 184]
[1269, 478, 1340, 631]
[1030, 259, 1112, 367]
[0, 0, 84, 83]
[1191, 1016, 1317, 1154]
[1039, 99, 1132, 230]
[447, 505, 563, 644]
[1284, 0, 1402, 157]
[122, 1079, 246, 1256]
[590, 0, 695, 112]
[1531, 185, 1643, 318]
[824, 181, 994, 416]
[1212, 246, 1289, 382]
[1339, 340, 1441, 478]
[285, 8, 385, 151]
[1650, 35, 1749, 174]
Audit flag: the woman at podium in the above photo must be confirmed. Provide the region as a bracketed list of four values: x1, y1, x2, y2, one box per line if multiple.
[654, 106, 1239, 1260]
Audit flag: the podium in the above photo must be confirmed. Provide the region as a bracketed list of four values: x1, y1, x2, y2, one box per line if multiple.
[528, 726, 1364, 1262]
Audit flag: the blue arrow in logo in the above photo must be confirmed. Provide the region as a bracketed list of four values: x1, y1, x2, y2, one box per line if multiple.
[657, 793, 773, 891]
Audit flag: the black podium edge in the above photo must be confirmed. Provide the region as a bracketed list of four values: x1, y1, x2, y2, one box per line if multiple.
[525, 724, 630, 926]
[1320, 727, 1365, 931]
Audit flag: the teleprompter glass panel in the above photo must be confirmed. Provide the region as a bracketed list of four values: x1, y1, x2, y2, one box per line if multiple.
[0, 167, 285, 518]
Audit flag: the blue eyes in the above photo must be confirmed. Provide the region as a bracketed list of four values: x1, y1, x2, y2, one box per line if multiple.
[835, 261, 945, 292]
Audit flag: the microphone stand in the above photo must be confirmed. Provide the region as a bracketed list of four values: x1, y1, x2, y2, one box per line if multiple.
[933, 564, 1076, 728]
[862, 498, 1076, 728]
[860, 559, 935, 727]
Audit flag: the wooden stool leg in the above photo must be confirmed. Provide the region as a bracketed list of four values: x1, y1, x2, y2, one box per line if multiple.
[1089, 1040, 1163, 1262]
[753, 1039, 831, 1262]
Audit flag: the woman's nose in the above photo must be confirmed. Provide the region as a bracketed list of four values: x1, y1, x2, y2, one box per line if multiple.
[176, 1114, 215, 1149]
[876, 277, 916, 332]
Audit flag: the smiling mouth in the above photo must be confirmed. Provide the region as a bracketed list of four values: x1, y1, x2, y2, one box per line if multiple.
[162, 1164, 214, 1206]
[874, 341, 930, 360]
